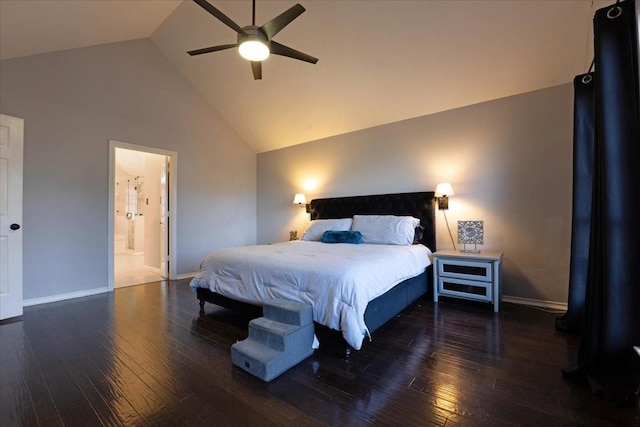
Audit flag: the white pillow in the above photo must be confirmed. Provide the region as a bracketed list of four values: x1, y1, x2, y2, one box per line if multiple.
[351, 215, 420, 245]
[300, 218, 353, 241]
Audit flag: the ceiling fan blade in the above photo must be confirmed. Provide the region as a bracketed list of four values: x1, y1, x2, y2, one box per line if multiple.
[251, 61, 262, 80]
[260, 4, 305, 40]
[187, 44, 237, 56]
[192, 0, 244, 34]
[270, 41, 318, 64]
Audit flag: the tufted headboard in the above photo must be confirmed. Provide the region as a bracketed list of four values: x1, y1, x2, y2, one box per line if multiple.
[308, 191, 436, 251]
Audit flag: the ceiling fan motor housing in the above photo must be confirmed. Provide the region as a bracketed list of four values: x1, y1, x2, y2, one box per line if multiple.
[238, 26, 268, 44]
[237, 26, 270, 61]
[238, 27, 269, 46]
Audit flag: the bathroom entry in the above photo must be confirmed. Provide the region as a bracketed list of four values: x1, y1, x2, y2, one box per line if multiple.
[113, 147, 169, 288]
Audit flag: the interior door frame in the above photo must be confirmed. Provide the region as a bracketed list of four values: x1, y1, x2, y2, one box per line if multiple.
[0, 114, 24, 320]
[107, 140, 177, 291]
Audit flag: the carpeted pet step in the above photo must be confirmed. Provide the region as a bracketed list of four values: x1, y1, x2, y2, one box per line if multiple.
[231, 340, 282, 382]
[248, 317, 301, 351]
[262, 298, 313, 326]
[231, 324, 314, 382]
[231, 298, 314, 382]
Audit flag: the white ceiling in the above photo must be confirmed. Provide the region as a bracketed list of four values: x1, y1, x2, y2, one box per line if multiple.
[0, 0, 182, 59]
[1, 0, 607, 153]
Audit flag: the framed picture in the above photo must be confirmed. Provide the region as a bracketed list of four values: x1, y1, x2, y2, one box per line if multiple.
[457, 220, 484, 252]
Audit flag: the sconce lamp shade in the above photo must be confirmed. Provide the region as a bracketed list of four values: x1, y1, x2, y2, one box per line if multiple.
[435, 183, 455, 197]
[293, 193, 307, 206]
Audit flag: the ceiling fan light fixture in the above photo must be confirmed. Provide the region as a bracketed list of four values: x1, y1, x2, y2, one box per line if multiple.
[239, 39, 270, 61]
[237, 27, 270, 61]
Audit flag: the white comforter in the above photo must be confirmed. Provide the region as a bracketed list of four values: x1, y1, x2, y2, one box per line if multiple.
[190, 241, 432, 350]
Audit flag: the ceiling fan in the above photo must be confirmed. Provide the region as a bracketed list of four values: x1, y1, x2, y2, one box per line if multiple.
[188, 0, 318, 80]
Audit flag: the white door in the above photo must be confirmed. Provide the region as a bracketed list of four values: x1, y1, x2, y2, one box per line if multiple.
[0, 114, 24, 320]
[160, 157, 168, 277]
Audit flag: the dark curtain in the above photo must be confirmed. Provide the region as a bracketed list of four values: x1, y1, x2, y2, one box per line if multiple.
[562, 0, 640, 403]
[555, 73, 595, 335]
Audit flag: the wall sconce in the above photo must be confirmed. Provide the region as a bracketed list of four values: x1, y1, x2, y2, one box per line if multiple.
[434, 183, 454, 210]
[434, 183, 456, 250]
[293, 193, 310, 212]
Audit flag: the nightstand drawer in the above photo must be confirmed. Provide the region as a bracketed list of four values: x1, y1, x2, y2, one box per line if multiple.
[438, 258, 492, 281]
[437, 276, 491, 302]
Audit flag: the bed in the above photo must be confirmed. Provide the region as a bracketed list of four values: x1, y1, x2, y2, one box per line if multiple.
[191, 191, 436, 353]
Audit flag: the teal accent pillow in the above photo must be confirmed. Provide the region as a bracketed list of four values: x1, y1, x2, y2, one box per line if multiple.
[321, 230, 363, 244]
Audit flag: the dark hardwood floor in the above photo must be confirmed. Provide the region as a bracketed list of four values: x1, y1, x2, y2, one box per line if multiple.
[1, 279, 638, 426]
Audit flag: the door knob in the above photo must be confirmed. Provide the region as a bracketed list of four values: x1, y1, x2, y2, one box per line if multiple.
[10, 223, 20, 230]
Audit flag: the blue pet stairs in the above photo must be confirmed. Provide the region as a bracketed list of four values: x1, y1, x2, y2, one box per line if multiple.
[231, 299, 314, 382]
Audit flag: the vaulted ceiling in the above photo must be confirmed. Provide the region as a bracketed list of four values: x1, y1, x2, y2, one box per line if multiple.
[0, 0, 608, 152]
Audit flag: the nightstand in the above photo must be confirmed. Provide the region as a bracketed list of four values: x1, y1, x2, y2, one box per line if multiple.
[432, 249, 503, 312]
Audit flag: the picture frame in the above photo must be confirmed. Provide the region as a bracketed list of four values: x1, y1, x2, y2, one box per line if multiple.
[457, 220, 484, 253]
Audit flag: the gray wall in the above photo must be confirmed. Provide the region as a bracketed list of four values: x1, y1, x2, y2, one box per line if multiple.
[257, 84, 573, 304]
[0, 39, 257, 301]
[0, 35, 575, 305]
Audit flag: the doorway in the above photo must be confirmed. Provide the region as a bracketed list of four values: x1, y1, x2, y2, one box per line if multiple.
[108, 141, 177, 290]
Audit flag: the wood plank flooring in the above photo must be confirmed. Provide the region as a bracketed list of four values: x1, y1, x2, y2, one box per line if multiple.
[1, 279, 638, 426]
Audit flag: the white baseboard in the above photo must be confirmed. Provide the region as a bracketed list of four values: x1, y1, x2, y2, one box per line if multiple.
[23, 287, 110, 307]
[143, 265, 162, 274]
[177, 272, 198, 280]
[502, 295, 567, 311]
[21, 281, 565, 314]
